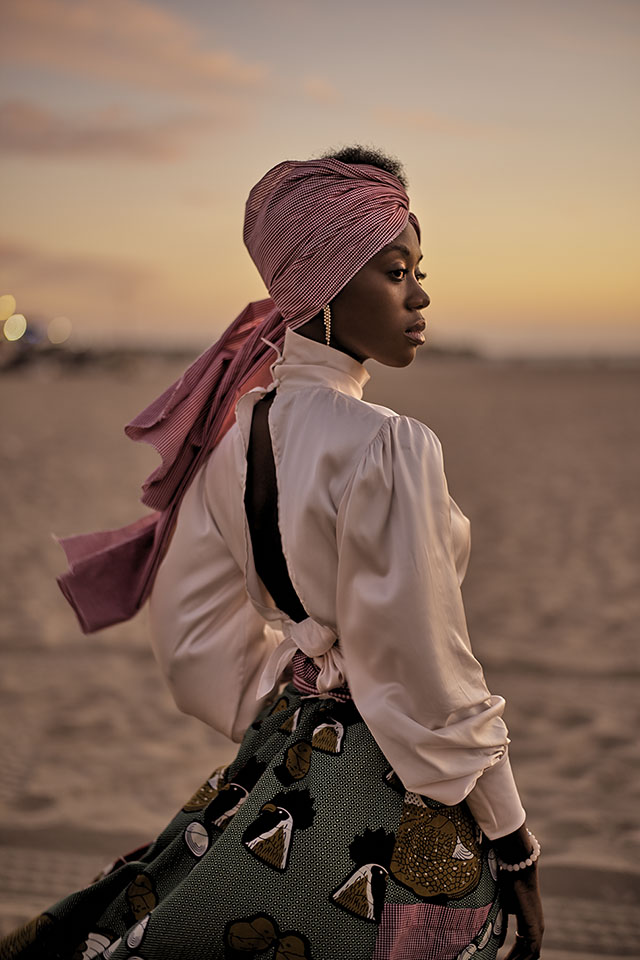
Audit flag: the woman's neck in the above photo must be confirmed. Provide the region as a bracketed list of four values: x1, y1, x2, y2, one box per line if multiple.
[295, 314, 366, 364]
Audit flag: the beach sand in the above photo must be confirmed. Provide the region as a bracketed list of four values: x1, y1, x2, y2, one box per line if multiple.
[1, 350, 639, 956]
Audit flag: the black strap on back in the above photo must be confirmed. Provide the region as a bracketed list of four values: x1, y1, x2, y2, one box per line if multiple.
[244, 393, 307, 623]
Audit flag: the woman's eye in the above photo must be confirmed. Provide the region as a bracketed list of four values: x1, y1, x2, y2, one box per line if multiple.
[390, 267, 426, 282]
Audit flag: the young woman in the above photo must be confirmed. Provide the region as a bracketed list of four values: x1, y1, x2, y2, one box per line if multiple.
[0, 148, 543, 960]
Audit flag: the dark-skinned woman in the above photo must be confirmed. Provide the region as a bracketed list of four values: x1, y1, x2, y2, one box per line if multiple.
[1, 148, 543, 960]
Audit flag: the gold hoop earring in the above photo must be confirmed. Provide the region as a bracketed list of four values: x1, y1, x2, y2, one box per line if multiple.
[323, 304, 331, 346]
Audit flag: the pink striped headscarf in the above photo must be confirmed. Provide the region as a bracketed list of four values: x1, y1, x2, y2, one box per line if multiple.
[57, 158, 420, 632]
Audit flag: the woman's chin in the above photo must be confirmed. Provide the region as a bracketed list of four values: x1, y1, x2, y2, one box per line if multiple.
[376, 344, 419, 368]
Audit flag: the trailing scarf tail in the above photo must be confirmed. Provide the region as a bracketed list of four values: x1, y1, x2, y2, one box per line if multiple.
[57, 299, 284, 633]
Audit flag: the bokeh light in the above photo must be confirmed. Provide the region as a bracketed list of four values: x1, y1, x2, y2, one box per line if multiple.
[3, 314, 27, 342]
[0, 295, 17, 325]
[47, 316, 73, 345]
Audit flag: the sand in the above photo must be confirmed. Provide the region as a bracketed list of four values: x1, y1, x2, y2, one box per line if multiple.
[1, 350, 639, 956]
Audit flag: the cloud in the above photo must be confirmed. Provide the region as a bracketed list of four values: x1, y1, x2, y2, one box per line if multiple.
[0, 238, 154, 314]
[1, 0, 267, 98]
[302, 76, 341, 105]
[0, 98, 226, 160]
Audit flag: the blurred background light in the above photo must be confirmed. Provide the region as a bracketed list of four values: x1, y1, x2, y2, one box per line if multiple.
[47, 315, 73, 345]
[3, 314, 27, 342]
[0, 295, 17, 325]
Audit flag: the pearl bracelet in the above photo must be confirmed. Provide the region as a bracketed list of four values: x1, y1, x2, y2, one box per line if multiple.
[496, 830, 541, 872]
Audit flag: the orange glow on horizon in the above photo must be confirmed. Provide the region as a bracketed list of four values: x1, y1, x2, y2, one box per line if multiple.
[1, 0, 638, 355]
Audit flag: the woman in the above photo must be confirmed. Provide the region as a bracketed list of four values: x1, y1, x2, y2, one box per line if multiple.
[0, 148, 543, 960]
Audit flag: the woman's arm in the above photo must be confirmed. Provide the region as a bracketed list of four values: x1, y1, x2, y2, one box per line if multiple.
[334, 413, 544, 953]
[335, 415, 525, 833]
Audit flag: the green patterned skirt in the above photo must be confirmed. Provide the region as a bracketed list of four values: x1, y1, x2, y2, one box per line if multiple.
[0, 674, 507, 960]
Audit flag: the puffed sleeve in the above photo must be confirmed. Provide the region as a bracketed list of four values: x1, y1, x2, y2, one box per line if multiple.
[336, 416, 525, 839]
[148, 461, 281, 743]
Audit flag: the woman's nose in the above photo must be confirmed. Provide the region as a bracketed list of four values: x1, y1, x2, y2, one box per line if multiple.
[410, 283, 430, 310]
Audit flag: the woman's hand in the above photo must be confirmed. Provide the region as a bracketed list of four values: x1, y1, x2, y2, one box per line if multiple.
[499, 862, 544, 958]
[492, 824, 544, 958]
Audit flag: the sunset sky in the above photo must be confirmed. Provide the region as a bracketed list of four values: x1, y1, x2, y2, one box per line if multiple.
[1, 0, 638, 356]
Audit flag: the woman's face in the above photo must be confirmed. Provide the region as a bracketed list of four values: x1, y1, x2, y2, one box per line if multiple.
[330, 223, 430, 367]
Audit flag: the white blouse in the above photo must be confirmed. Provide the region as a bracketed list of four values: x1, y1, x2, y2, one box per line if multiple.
[149, 327, 526, 839]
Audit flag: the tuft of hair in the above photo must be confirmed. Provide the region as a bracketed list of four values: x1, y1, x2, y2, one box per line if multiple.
[318, 144, 408, 188]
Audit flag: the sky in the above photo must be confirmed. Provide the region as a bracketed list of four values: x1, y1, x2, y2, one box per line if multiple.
[1, 0, 639, 356]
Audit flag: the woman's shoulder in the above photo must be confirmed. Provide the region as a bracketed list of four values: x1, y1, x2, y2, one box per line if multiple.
[354, 397, 444, 460]
[353, 408, 445, 486]
[279, 385, 444, 473]
[280, 381, 437, 435]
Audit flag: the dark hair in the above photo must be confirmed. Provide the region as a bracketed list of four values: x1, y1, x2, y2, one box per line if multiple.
[317, 144, 408, 189]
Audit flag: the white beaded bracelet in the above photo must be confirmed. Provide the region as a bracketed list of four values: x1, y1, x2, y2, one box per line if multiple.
[496, 830, 541, 872]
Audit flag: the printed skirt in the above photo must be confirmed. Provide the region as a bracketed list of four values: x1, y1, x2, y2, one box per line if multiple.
[0, 653, 507, 960]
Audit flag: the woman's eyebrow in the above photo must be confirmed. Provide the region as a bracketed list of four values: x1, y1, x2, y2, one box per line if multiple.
[378, 242, 423, 262]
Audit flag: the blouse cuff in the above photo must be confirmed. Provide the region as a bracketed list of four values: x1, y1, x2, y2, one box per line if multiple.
[465, 750, 526, 840]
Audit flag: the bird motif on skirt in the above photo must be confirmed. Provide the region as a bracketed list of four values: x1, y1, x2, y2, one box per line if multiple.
[311, 698, 359, 754]
[331, 828, 395, 923]
[202, 756, 267, 832]
[311, 717, 344, 754]
[182, 764, 228, 812]
[242, 788, 315, 872]
[279, 706, 301, 734]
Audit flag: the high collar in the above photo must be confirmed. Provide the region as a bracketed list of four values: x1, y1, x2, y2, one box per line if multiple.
[268, 327, 370, 400]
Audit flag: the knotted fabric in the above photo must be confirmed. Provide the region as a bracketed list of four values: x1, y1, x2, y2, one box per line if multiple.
[57, 158, 420, 633]
[256, 617, 345, 700]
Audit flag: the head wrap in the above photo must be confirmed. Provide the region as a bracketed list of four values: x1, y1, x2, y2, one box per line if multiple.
[57, 158, 420, 632]
[245, 159, 419, 324]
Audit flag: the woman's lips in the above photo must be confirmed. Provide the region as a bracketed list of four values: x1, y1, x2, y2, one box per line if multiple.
[404, 320, 426, 345]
